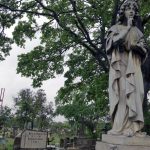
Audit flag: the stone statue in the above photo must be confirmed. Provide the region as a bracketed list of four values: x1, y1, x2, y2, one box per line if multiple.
[106, 0, 148, 137]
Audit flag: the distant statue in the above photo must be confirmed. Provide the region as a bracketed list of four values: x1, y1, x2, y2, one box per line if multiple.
[106, 0, 148, 137]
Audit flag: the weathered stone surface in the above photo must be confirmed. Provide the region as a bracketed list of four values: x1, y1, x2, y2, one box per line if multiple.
[96, 141, 150, 150]
[106, 0, 148, 137]
[20, 130, 47, 149]
[96, 134, 150, 150]
[67, 148, 79, 150]
[102, 134, 150, 146]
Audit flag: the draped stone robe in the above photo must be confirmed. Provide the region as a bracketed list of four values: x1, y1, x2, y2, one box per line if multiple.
[106, 24, 147, 136]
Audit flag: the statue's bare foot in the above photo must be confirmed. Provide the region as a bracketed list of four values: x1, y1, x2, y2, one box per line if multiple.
[123, 128, 134, 137]
[135, 132, 147, 137]
[107, 130, 122, 136]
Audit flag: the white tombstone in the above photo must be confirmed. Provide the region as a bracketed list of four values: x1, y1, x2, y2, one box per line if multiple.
[20, 130, 48, 149]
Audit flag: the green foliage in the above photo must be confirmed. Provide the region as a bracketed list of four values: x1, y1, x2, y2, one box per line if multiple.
[0, 106, 12, 128]
[0, 0, 149, 81]
[0, 0, 150, 136]
[13, 88, 54, 129]
[49, 121, 75, 139]
[34, 89, 54, 129]
[55, 49, 108, 138]
[13, 89, 34, 128]
[17, 45, 64, 87]
[13, 0, 114, 87]
[13, 21, 36, 47]
[6, 138, 14, 150]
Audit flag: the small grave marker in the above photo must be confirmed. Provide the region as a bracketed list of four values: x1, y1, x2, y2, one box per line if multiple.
[16, 130, 48, 149]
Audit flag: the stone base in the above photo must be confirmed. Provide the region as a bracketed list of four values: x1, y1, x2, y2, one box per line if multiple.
[96, 134, 150, 150]
[102, 134, 150, 146]
[67, 148, 79, 150]
[96, 141, 150, 150]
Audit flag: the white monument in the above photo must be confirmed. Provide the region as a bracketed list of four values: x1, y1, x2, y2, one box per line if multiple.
[20, 130, 48, 149]
[96, 0, 150, 149]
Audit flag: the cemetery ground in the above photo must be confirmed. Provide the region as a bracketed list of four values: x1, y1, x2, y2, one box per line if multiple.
[1, 137, 58, 149]
[0, 138, 13, 149]
[6, 138, 13, 149]
[0, 129, 97, 149]
[0, 132, 60, 149]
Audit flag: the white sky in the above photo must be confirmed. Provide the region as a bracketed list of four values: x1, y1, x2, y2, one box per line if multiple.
[0, 39, 66, 121]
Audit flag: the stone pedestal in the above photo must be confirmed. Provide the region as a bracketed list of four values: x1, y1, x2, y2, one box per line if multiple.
[67, 148, 79, 150]
[96, 134, 150, 150]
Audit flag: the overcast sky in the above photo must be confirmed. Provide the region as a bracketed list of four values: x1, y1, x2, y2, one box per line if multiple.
[0, 38, 66, 121]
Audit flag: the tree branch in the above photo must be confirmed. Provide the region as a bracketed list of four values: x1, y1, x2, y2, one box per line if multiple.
[69, 0, 90, 39]
[111, 0, 120, 26]
[69, 0, 108, 65]
[0, 1, 108, 72]
[34, 0, 56, 15]
[69, 0, 99, 50]
[0, 3, 53, 17]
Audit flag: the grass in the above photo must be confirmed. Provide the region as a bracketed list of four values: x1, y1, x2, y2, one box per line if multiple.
[6, 138, 14, 150]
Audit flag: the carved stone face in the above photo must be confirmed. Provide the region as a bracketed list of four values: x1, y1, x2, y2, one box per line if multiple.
[124, 3, 136, 19]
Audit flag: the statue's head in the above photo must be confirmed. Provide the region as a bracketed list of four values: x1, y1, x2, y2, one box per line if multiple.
[118, 0, 139, 24]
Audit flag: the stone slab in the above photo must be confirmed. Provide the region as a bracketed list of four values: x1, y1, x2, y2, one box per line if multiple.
[20, 130, 47, 149]
[67, 148, 79, 150]
[102, 134, 150, 146]
[96, 141, 150, 150]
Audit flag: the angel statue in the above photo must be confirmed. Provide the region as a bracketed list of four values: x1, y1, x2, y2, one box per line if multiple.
[106, 0, 148, 137]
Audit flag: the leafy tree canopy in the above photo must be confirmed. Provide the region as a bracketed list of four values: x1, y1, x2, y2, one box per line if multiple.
[0, 106, 12, 128]
[0, 0, 150, 135]
[0, 0, 149, 86]
[13, 88, 54, 129]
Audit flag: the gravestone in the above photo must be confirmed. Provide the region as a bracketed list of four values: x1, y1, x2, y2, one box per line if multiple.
[61, 136, 96, 150]
[21, 130, 48, 149]
[14, 130, 48, 149]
